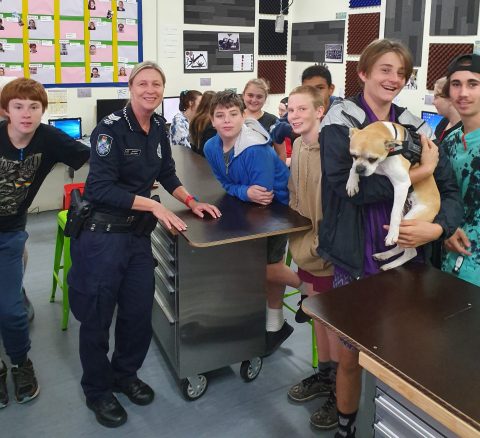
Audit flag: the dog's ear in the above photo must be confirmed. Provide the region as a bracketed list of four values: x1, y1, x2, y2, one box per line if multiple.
[384, 140, 402, 151]
[349, 127, 360, 138]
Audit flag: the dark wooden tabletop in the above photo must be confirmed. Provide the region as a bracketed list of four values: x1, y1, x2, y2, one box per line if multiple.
[302, 264, 480, 431]
[153, 147, 311, 247]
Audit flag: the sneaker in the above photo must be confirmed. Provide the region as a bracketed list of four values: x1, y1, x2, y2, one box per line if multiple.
[295, 295, 311, 323]
[265, 321, 294, 356]
[0, 361, 8, 408]
[11, 358, 39, 404]
[310, 391, 338, 430]
[288, 372, 332, 402]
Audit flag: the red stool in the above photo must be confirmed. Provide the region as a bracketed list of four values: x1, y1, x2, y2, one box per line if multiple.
[63, 183, 85, 209]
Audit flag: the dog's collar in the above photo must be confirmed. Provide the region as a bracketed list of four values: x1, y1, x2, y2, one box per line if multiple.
[387, 125, 422, 164]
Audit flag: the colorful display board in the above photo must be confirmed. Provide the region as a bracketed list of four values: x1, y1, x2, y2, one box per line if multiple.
[0, 0, 142, 86]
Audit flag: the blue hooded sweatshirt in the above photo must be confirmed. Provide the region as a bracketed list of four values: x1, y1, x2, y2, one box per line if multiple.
[204, 118, 289, 205]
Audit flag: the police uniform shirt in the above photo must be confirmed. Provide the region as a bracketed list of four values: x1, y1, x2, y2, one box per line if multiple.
[85, 104, 182, 216]
[0, 121, 90, 231]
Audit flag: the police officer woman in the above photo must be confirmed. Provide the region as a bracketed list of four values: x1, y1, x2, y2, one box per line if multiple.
[68, 61, 220, 428]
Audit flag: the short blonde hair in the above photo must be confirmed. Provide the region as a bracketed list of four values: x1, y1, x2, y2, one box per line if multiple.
[128, 61, 166, 86]
[289, 85, 328, 110]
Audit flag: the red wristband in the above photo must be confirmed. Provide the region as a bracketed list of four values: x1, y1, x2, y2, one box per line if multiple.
[184, 195, 196, 207]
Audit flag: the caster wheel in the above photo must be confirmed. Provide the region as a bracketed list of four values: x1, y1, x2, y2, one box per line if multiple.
[181, 375, 208, 401]
[240, 357, 263, 382]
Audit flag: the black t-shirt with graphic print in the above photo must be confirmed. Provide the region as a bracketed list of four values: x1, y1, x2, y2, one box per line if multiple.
[0, 121, 90, 231]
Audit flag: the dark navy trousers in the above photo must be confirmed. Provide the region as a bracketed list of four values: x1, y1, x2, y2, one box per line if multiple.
[0, 231, 30, 364]
[68, 230, 155, 402]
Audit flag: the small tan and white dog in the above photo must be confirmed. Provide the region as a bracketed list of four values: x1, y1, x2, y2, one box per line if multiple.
[346, 121, 440, 270]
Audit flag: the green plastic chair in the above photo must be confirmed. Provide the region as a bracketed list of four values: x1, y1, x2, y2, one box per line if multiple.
[283, 250, 318, 368]
[50, 210, 71, 330]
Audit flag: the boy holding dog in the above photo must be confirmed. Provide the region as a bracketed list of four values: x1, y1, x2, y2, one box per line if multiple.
[317, 39, 462, 437]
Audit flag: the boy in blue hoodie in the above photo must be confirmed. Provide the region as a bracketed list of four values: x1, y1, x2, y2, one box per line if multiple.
[204, 90, 301, 354]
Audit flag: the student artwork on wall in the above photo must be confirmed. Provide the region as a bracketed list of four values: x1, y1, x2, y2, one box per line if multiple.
[0, 0, 142, 87]
[183, 30, 254, 73]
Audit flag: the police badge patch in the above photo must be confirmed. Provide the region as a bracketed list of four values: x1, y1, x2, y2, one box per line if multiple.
[96, 134, 113, 156]
[157, 143, 162, 158]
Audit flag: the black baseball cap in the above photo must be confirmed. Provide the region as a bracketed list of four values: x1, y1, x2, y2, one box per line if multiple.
[447, 53, 480, 77]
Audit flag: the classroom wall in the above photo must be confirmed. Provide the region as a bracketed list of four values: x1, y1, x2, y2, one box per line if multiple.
[40, 0, 480, 135]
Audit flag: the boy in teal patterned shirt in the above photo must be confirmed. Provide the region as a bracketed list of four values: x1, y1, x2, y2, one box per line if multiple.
[441, 53, 480, 286]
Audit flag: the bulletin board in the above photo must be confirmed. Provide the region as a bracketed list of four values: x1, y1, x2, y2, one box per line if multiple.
[183, 30, 254, 74]
[0, 0, 143, 87]
[184, 0, 255, 27]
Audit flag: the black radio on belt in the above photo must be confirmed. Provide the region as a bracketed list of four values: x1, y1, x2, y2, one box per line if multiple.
[64, 189, 91, 238]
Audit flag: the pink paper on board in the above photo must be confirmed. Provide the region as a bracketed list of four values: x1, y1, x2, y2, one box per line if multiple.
[28, 44, 54, 62]
[61, 67, 85, 83]
[28, 0, 54, 15]
[0, 68, 23, 78]
[0, 20, 23, 38]
[117, 23, 136, 41]
[89, 2, 111, 18]
[91, 45, 112, 62]
[60, 21, 84, 40]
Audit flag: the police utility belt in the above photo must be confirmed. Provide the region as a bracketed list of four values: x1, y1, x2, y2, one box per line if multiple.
[64, 189, 159, 238]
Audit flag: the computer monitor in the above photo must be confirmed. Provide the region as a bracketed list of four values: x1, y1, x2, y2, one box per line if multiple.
[48, 117, 82, 140]
[161, 96, 180, 124]
[96, 99, 128, 124]
[421, 111, 443, 132]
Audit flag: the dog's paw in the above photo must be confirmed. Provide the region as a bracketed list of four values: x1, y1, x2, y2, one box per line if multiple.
[373, 251, 389, 261]
[346, 176, 359, 197]
[384, 229, 399, 246]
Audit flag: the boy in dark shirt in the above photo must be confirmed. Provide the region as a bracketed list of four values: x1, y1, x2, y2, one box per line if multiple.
[0, 78, 89, 407]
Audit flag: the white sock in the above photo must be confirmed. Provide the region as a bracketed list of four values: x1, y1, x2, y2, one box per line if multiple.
[266, 307, 284, 332]
[297, 281, 308, 295]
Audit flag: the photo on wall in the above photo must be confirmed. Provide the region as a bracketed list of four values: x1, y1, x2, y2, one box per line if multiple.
[185, 50, 208, 69]
[404, 68, 418, 90]
[325, 44, 343, 63]
[218, 33, 240, 51]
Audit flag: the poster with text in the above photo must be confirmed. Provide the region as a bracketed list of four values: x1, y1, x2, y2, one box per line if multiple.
[60, 41, 84, 63]
[27, 16, 54, 40]
[90, 42, 112, 62]
[28, 0, 54, 15]
[117, 63, 134, 82]
[28, 40, 54, 62]
[90, 63, 113, 82]
[60, 20, 84, 41]
[88, 19, 112, 41]
[0, 41, 23, 62]
[88, 0, 112, 18]
[117, 0, 137, 19]
[0, 63, 23, 77]
[0, 14, 23, 38]
[117, 19, 137, 41]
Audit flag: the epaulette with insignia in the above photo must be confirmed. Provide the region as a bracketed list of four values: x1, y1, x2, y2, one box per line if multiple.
[153, 113, 166, 126]
[102, 113, 122, 125]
